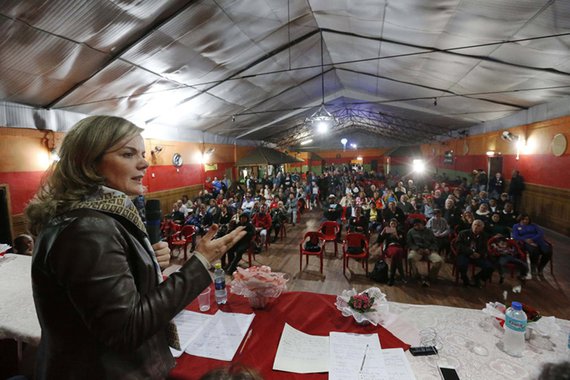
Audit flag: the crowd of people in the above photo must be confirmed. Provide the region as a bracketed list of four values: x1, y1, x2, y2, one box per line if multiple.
[164, 164, 550, 289]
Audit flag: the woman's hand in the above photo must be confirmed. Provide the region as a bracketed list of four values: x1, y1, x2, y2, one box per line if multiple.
[195, 224, 247, 264]
[152, 241, 171, 269]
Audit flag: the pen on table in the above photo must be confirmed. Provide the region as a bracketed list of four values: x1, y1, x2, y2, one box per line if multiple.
[359, 344, 369, 372]
[239, 329, 253, 355]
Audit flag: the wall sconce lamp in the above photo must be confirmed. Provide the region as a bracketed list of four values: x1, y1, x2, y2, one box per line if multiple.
[41, 131, 59, 163]
[150, 145, 163, 157]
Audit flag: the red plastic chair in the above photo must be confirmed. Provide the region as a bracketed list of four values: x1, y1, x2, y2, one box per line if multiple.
[513, 238, 554, 274]
[299, 231, 325, 274]
[343, 233, 369, 278]
[320, 221, 340, 256]
[488, 236, 527, 280]
[168, 225, 196, 260]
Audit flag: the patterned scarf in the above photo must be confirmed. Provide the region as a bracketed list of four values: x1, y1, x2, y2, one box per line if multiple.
[72, 186, 147, 234]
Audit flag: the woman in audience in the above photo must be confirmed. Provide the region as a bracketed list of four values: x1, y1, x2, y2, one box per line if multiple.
[512, 214, 552, 277]
[377, 218, 406, 286]
[25, 116, 246, 379]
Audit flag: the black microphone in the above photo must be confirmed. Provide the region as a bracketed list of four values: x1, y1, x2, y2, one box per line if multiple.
[145, 199, 162, 244]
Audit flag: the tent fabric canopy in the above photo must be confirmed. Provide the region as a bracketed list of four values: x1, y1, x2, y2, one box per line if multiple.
[1, 1, 570, 148]
[237, 147, 304, 166]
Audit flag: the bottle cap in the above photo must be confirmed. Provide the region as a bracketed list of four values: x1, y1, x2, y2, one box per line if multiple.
[214, 262, 222, 269]
[511, 301, 522, 310]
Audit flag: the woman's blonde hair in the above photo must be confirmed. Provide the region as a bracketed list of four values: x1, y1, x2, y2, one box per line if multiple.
[25, 116, 143, 236]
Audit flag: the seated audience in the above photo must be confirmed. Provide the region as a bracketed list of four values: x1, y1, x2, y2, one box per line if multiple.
[456, 220, 493, 287]
[347, 206, 368, 235]
[512, 214, 552, 277]
[251, 204, 272, 246]
[377, 218, 406, 286]
[490, 236, 528, 283]
[426, 209, 450, 253]
[269, 201, 288, 242]
[406, 218, 443, 287]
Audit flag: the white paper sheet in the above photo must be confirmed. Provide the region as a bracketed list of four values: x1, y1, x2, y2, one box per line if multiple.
[169, 310, 214, 358]
[382, 348, 416, 380]
[329, 332, 388, 380]
[184, 310, 255, 361]
[272, 323, 329, 373]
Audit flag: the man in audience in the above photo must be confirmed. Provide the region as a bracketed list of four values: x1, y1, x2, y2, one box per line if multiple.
[443, 198, 461, 231]
[500, 201, 518, 228]
[508, 170, 525, 212]
[347, 206, 368, 235]
[383, 201, 406, 225]
[456, 219, 493, 287]
[488, 172, 504, 199]
[406, 219, 443, 287]
[426, 209, 450, 253]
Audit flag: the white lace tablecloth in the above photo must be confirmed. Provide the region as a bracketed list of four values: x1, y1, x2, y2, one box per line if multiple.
[386, 302, 570, 380]
[0, 254, 41, 345]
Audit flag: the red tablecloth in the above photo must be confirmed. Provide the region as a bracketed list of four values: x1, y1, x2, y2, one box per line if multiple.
[168, 288, 410, 380]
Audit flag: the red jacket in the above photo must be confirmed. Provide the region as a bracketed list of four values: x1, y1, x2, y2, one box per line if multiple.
[252, 212, 272, 230]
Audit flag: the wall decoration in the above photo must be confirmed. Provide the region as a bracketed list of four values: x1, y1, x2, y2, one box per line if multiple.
[551, 133, 567, 157]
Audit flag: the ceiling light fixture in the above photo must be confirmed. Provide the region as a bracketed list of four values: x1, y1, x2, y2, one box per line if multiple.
[300, 139, 313, 145]
[341, 138, 348, 151]
[306, 31, 336, 133]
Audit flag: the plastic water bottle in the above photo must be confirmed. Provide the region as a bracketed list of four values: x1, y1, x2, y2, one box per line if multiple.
[214, 263, 227, 304]
[503, 301, 527, 357]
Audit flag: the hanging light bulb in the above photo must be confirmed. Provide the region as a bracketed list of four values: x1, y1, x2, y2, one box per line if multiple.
[307, 31, 336, 132]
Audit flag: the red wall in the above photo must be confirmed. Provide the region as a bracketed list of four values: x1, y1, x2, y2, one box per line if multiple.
[0, 171, 46, 214]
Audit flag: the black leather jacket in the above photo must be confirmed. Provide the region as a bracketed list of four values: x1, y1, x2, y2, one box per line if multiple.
[32, 208, 211, 379]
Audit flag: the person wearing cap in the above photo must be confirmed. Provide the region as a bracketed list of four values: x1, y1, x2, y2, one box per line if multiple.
[406, 218, 443, 287]
[324, 194, 342, 221]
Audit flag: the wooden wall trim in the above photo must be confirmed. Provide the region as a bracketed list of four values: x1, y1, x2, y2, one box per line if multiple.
[518, 182, 570, 236]
[146, 185, 204, 217]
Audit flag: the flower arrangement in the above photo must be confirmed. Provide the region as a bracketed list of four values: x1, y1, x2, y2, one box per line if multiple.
[335, 287, 389, 326]
[230, 266, 289, 309]
[348, 292, 375, 313]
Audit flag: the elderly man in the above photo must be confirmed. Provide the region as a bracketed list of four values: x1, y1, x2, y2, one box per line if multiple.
[456, 219, 493, 287]
[406, 219, 443, 287]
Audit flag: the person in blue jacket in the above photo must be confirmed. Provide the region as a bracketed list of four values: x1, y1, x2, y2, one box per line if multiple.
[512, 214, 552, 277]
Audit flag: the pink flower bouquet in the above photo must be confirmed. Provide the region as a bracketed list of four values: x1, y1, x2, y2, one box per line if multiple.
[230, 266, 289, 309]
[335, 287, 389, 325]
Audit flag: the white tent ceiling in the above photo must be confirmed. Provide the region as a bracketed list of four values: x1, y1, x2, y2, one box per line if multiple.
[1, 0, 570, 149]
